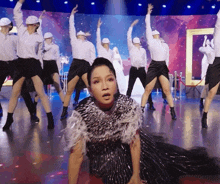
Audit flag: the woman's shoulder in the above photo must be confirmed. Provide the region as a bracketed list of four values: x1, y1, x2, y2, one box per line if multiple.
[75, 96, 93, 111]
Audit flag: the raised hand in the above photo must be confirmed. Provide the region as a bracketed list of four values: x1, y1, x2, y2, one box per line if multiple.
[148, 4, 153, 15]
[97, 18, 102, 28]
[71, 4, 78, 15]
[19, 0, 25, 3]
[131, 19, 139, 27]
[204, 35, 207, 40]
[39, 10, 46, 20]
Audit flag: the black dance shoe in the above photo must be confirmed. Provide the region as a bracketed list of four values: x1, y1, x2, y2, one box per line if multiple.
[170, 107, 177, 120]
[3, 117, 13, 131]
[149, 104, 156, 111]
[31, 113, 40, 123]
[201, 116, 208, 129]
[60, 109, 68, 120]
[47, 119, 54, 129]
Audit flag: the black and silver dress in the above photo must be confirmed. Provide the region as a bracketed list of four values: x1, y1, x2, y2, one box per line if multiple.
[65, 94, 220, 184]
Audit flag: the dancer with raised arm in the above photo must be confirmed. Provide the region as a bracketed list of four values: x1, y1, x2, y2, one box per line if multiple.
[96, 18, 113, 61]
[201, 10, 220, 128]
[3, 0, 54, 130]
[199, 36, 215, 109]
[126, 19, 155, 110]
[0, 17, 39, 122]
[34, 32, 64, 110]
[141, 4, 176, 119]
[66, 57, 220, 184]
[60, 4, 96, 119]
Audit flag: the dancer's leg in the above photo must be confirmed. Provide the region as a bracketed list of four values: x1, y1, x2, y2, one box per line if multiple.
[3, 77, 25, 130]
[159, 75, 174, 107]
[141, 77, 157, 107]
[52, 73, 65, 102]
[126, 67, 137, 97]
[159, 75, 176, 120]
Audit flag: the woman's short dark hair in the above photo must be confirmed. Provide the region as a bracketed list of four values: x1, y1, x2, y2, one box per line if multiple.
[87, 57, 116, 86]
[9, 22, 13, 32]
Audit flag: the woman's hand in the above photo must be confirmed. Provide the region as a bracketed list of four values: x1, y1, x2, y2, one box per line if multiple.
[97, 18, 102, 28]
[127, 175, 143, 184]
[147, 4, 153, 15]
[71, 4, 78, 15]
[39, 10, 46, 20]
[131, 19, 139, 27]
[19, 0, 25, 4]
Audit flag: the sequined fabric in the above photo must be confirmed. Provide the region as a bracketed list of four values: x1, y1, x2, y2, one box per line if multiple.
[65, 94, 220, 184]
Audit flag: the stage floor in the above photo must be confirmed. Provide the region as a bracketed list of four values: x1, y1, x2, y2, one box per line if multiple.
[0, 91, 220, 183]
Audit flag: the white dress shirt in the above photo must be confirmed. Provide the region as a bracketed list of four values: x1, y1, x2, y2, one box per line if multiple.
[43, 42, 61, 71]
[127, 27, 147, 68]
[0, 32, 18, 61]
[13, 2, 43, 62]
[199, 46, 215, 64]
[69, 14, 96, 65]
[214, 11, 220, 57]
[145, 14, 169, 66]
[96, 28, 113, 62]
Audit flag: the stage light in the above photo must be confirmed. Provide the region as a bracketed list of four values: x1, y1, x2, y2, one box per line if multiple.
[187, 5, 191, 9]
[162, 5, 166, 8]
[91, 2, 95, 5]
[138, 3, 142, 6]
[9, 0, 13, 2]
[212, 5, 216, 9]
[64, 1, 68, 4]
[36, 0, 40, 3]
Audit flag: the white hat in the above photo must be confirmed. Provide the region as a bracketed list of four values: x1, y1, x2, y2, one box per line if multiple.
[133, 37, 140, 44]
[77, 31, 86, 36]
[152, 30, 160, 35]
[0, 18, 11, 26]
[102, 38, 110, 44]
[44, 32, 53, 39]
[26, 16, 39, 25]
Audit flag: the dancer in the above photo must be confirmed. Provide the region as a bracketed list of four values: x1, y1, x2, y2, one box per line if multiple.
[96, 18, 113, 61]
[201, 10, 220, 128]
[34, 32, 65, 109]
[3, 0, 54, 130]
[126, 19, 155, 110]
[60, 4, 96, 119]
[0, 17, 39, 121]
[112, 47, 127, 94]
[199, 36, 215, 109]
[73, 78, 85, 107]
[141, 4, 176, 120]
[66, 57, 220, 184]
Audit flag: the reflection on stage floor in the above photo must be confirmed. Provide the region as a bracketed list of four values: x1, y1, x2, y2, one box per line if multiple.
[0, 91, 220, 183]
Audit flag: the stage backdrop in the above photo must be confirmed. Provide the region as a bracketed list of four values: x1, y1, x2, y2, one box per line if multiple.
[0, 6, 217, 78]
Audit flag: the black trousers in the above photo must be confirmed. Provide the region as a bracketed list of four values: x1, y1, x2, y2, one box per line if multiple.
[126, 66, 153, 104]
[0, 60, 35, 115]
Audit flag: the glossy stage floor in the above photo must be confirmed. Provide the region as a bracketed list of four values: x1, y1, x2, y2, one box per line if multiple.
[1, 88, 220, 184]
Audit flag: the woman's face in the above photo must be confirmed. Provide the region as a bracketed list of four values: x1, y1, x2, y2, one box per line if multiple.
[45, 38, 53, 44]
[90, 65, 117, 109]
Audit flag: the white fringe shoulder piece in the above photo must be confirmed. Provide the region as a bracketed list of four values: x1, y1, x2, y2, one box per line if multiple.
[64, 94, 143, 154]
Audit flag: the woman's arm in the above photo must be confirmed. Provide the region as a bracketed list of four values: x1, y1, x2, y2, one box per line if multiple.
[130, 134, 141, 177]
[13, 0, 25, 30]
[96, 18, 102, 52]
[69, 5, 78, 44]
[68, 139, 84, 184]
[127, 133, 142, 184]
[145, 4, 154, 43]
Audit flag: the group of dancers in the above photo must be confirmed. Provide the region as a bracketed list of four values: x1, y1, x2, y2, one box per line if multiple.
[1, 1, 220, 183]
[0, 0, 219, 132]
